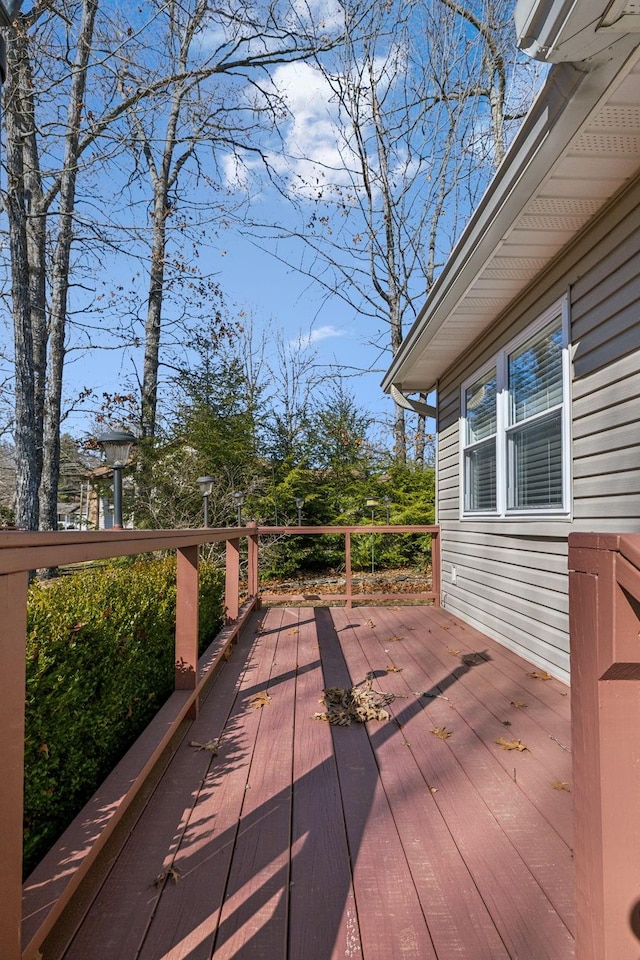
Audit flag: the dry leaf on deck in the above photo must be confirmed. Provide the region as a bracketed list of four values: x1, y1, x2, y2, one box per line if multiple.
[501, 720, 512, 727]
[386, 635, 404, 643]
[511, 700, 528, 709]
[365, 619, 376, 628]
[528, 670, 552, 681]
[251, 691, 272, 709]
[154, 866, 180, 887]
[256, 619, 265, 634]
[288, 628, 299, 635]
[223, 646, 232, 660]
[552, 781, 571, 792]
[190, 740, 219, 754]
[447, 648, 460, 656]
[385, 665, 403, 673]
[495, 737, 527, 752]
[431, 726, 452, 740]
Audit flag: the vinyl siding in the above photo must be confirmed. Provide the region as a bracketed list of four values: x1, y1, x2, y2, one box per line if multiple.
[434, 173, 640, 683]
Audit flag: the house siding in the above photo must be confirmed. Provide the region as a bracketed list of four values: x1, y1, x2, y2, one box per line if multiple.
[435, 174, 640, 682]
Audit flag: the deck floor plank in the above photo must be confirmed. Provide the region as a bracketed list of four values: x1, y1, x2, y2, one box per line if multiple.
[59, 612, 263, 960]
[211, 606, 297, 959]
[314, 608, 438, 960]
[350, 606, 575, 955]
[357, 606, 575, 934]
[288, 608, 363, 959]
[49, 603, 575, 960]
[330, 607, 512, 960]
[135, 608, 287, 960]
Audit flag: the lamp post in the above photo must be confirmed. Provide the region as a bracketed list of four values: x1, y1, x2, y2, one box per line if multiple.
[366, 498, 378, 574]
[96, 429, 136, 530]
[295, 497, 304, 526]
[197, 476, 214, 527]
[384, 497, 391, 523]
[232, 491, 245, 526]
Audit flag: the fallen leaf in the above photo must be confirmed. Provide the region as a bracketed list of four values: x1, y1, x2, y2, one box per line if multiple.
[552, 781, 571, 792]
[251, 691, 272, 709]
[154, 866, 180, 887]
[528, 670, 552, 681]
[501, 720, 512, 727]
[447, 648, 460, 656]
[511, 700, 528, 709]
[223, 646, 232, 660]
[365, 619, 375, 628]
[38, 743, 50, 759]
[431, 726, 452, 740]
[190, 740, 219, 754]
[429, 786, 438, 794]
[385, 664, 403, 672]
[495, 737, 527, 752]
[386, 635, 404, 642]
[256, 619, 265, 634]
[288, 628, 299, 635]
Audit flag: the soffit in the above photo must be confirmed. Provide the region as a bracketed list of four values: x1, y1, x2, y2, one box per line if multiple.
[385, 46, 640, 396]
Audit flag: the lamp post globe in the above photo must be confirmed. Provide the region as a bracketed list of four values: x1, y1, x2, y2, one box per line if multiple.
[197, 477, 214, 527]
[96, 429, 136, 530]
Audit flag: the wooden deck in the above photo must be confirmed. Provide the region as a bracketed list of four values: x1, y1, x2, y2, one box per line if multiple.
[41, 604, 574, 960]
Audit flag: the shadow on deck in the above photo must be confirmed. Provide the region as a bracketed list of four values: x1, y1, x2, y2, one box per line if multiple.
[35, 604, 574, 960]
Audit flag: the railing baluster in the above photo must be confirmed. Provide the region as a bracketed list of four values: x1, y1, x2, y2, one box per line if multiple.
[175, 546, 199, 719]
[345, 531, 352, 609]
[247, 522, 259, 598]
[225, 537, 240, 621]
[0, 571, 28, 960]
[432, 529, 441, 607]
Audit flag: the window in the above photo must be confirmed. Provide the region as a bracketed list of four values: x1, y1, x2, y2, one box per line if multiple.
[461, 300, 570, 518]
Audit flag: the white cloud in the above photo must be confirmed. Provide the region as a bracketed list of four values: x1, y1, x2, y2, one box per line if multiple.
[290, 324, 345, 350]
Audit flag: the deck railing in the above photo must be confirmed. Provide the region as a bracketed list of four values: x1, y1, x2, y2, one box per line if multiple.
[0, 522, 439, 960]
[569, 532, 640, 960]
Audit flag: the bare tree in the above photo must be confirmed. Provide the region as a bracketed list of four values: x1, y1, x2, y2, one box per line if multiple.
[244, 0, 541, 460]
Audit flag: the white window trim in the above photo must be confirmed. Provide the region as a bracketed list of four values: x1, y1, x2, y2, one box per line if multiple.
[459, 297, 571, 520]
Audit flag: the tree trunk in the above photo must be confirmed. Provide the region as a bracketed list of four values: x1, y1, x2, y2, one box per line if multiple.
[141, 186, 169, 441]
[4, 27, 40, 529]
[40, 0, 99, 531]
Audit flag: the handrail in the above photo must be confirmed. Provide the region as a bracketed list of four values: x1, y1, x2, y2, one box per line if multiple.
[0, 522, 439, 960]
[568, 532, 640, 959]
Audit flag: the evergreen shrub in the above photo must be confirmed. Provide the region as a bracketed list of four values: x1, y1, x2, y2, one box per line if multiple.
[23, 556, 224, 876]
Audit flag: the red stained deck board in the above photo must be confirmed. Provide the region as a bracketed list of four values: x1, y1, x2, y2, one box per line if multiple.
[136, 608, 288, 960]
[335, 608, 574, 959]
[340, 607, 575, 936]
[288, 609, 363, 959]
[371, 608, 574, 848]
[422, 606, 571, 721]
[59, 613, 263, 960]
[211, 607, 298, 959]
[329, 608, 511, 960]
[314, 608, 438, 960]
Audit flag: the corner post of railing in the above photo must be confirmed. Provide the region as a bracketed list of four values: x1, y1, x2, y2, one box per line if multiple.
[431, 527, 441, 606]
[569, 532, 640, 959]
[0, 570, 29, 960]
[175, 544, 199, 718]
[247, 521, 260, 607]
[345, 530, 352, 609]
[225, 534, 240, 622]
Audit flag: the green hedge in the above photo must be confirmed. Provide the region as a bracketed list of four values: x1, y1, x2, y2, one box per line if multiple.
[23, 556, 224, 876]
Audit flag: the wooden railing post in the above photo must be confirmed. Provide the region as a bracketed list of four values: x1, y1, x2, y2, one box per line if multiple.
[247, 522, 259, 601]
[431, 529, 441, 607]
[569, 532, 640, 959]
[0, 571, 28, 960]
[225, 537, 240, 622]
[175, 545, 199, 718]
[345, 531, 352, 609]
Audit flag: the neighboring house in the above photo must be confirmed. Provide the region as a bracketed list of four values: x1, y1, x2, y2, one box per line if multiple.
[383, 1, 640, 682]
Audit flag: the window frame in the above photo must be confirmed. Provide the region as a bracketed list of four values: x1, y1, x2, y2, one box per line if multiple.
[459, 297, 571, 520]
